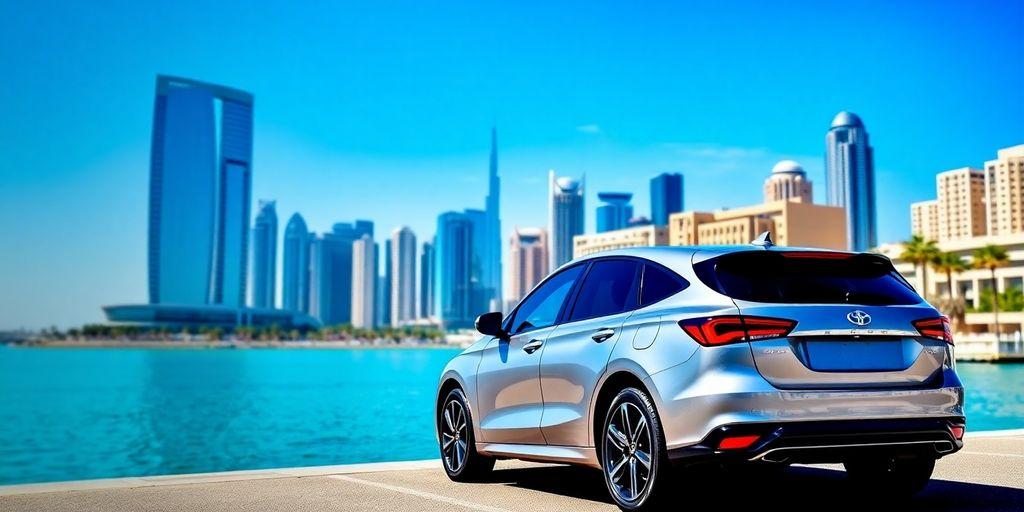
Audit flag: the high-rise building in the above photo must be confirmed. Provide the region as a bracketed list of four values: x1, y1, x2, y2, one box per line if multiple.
[826, 111, 876, 251]
[481, 127, 503, 313]
[435, 211, 476, 329]
[282, 213, 310, 313]
[574, 225, 669, 258]
[668, 201, 846, 249]
[309, 221, 373, 325]
[510, 228, 549, 303]
[596, 192, 634, 233]
[379, 239, 393, 326]
[351, 234, 376, 329]
[910, 200, 940, 241]
[251, 200, 277, 309]
[549, 171, 585, 269]
[984, 145, 1024, 236]
[147, 75, 253, 306]
[391, 227, 417, 326]
[420, 240, 435, 318]
[937, 168, 986, 242]
[650, 173, 684, 226]
[764, 161, 812, 203]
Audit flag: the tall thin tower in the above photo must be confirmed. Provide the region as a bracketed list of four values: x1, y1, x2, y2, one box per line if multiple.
[484, 127, 502, 311]
[826, 111, 876, 251]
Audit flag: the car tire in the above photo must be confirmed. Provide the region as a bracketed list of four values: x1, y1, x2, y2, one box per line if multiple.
[600, 387, 670, 511]
[439, 388, 494, 482]
[844, 455, 935, 497]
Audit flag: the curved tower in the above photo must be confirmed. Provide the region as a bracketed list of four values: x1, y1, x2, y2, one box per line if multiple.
[826, 111, 876, 251]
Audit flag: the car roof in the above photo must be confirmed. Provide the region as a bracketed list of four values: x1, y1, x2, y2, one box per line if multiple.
[558, 245, 871, 275]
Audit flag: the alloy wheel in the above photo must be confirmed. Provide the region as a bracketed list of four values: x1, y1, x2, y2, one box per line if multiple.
[603, 401, 653, 504]
[441, 398, 469, 473]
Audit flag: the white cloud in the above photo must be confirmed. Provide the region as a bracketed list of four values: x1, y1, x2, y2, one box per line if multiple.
[576, 124, 601, 134]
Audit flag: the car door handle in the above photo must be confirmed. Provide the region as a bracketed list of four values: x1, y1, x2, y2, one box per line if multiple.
[522, 339, 544, 354]
[591, 328, 616, 343]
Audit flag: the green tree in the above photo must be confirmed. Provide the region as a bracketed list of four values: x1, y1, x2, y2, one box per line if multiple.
[931, 252, 968, 299]
[901, 235, 940, 301]
[973, 244, 1010, 338]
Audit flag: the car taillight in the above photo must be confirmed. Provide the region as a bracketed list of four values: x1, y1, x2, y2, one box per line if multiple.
[913, 317, 954, 345]
[679, 315, 797, 347]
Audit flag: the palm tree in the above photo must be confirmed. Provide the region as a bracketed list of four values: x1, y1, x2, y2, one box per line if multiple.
[973, 244, 1010, 339]
[901, 235, 940, 301]
[931, 251, 968, 299]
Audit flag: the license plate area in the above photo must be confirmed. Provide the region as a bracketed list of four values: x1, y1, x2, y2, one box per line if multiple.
[800, 337, 914, 372]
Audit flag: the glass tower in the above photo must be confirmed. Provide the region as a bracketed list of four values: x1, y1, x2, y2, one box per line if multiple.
[548, 171, 585, 268]
[826, 111, 876, 251]
[482, 128, 502, 312]
[309, 221, 373, 325]
[148, 75, 253, 306]
[596, 192, 634, 233]
[650, 173, 684, 226]
[420, 240, 435, 318]
[282, 213, 310, 313]
[251, 200, 277, 309]
[435, 211, 476, 329]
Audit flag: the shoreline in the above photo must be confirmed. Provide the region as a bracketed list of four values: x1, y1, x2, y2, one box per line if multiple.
[7, 340, 465, 350]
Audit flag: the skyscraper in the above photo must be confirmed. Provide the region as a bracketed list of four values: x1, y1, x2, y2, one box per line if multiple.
[596, 192, 634, 233]
[435, 211, 475, 329]
[391, 227, 417, 326]
[650, 173, 684, 226]
[549, 171, 585, 269]
[420, 240, 435, 318]
[351, 234, 376, 329]
[826, 111, 876, 251]
[147, 75, 253, 306]
[379, 239, 393, 326]
[482, 127, 503, 312]
[309, 221, 373, 325]
[282, 213, 310, 313]
[251, 200, 277, 309]
[509, 228, 548, 303]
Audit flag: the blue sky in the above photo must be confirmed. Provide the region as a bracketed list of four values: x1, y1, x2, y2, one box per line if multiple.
[1, 0, 1022, 329]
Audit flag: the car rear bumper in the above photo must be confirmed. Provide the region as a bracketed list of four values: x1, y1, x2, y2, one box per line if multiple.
[643, 345, 965, 450]
[667, 416, 965, 465]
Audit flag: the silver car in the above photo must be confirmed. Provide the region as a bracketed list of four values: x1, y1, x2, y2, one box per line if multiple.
[436, 241, 965, 511]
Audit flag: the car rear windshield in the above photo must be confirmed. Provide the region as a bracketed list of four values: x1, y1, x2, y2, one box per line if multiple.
[693, 251, 922, 305]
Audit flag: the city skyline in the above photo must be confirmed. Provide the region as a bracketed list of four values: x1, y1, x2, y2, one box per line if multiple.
[2, 1, 1023, 329]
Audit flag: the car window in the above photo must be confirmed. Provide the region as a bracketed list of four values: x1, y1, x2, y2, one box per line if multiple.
[693, 251, 920, 305]
[640, 263, 688, 306]
[568, 260, 641, 322]
[508, 265, 584, 335]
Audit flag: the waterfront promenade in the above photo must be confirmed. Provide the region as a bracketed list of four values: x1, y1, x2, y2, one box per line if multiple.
[2, 431, 1023, 511]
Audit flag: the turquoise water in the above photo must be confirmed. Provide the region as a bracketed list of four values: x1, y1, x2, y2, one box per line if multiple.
[0, 347, 1021, 486]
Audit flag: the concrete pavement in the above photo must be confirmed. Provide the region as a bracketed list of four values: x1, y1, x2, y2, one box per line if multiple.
[3, 432, 1023, 511]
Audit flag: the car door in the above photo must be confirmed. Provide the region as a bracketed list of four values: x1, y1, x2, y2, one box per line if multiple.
[539, 258, 642, 447]
[475, 264, 585, 444]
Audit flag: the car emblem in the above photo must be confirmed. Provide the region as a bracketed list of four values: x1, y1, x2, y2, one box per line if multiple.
[847, 310, 871, 326]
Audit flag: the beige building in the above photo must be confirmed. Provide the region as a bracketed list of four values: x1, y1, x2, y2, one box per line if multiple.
[667, 200, 847, 250]
[573, 225, 668, 258]
[911, 145, 1024, 243]
[936, 167, 986, 242]
[911, 200, 939, 241]
[985, 145, 1024, 236]
[763, 160, 812, 203]
[350, 234, 376, 329]
[510, 228, 549, 302]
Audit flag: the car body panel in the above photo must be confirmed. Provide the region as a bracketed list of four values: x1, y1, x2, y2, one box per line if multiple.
[475, 325, 556, 444]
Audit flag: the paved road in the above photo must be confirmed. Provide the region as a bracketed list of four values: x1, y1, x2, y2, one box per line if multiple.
[3, 434, 1023, 511]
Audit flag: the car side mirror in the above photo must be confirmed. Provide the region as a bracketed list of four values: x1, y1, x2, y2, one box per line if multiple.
[475, 311, 507, 339]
